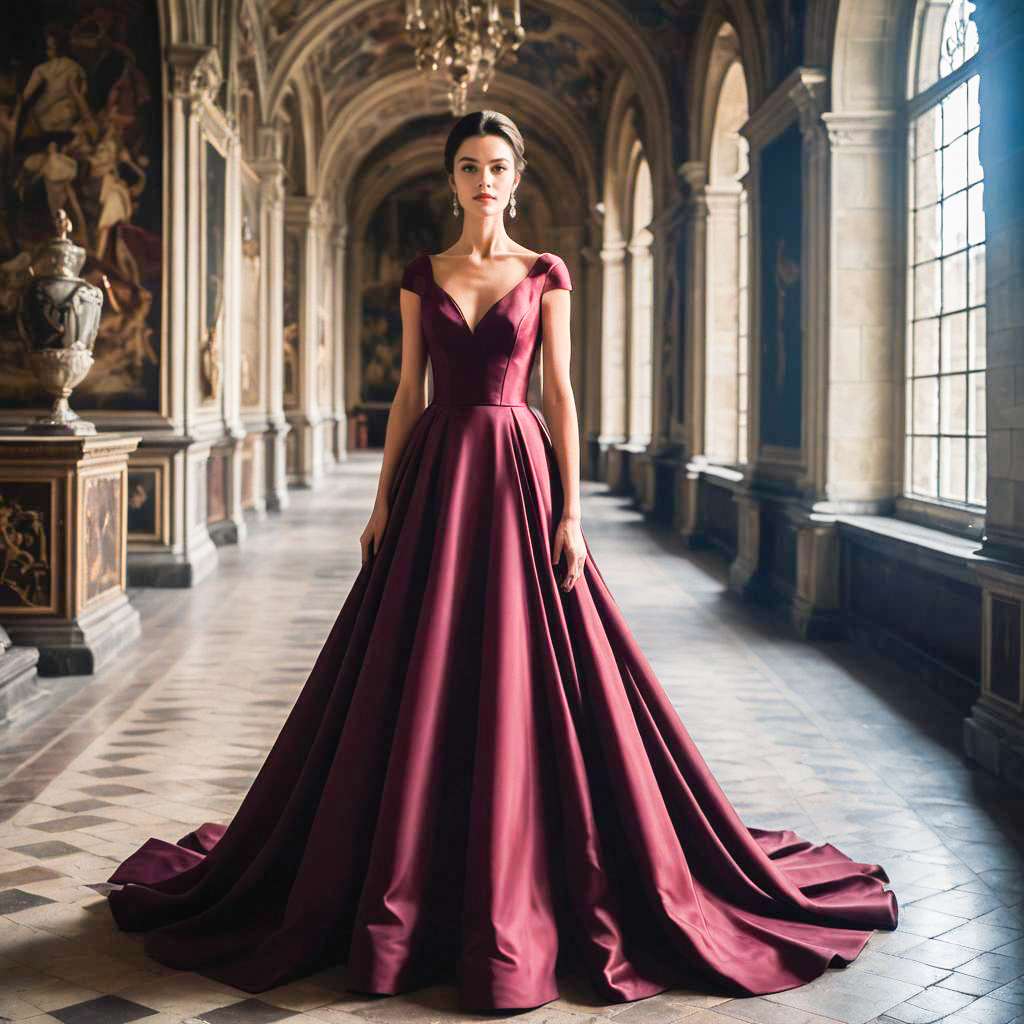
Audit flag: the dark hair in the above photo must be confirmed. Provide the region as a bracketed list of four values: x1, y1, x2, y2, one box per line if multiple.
[444, 110, 527, 176]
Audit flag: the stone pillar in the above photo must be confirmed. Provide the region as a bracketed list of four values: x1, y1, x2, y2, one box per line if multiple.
[219, 126, 248, 546]
[581, 208, 605, 477]
[598, 239, 629, 489]
[787, 70, 847, 638]
[964, 1, 1024, 787]
[255, 125, 291, 512]
[285, 196, 329, 489]
[0, 434, 142, 674]
[329, 223, 349, 463]
[641, 197, 687, 521]
[676, 161, 709, 543]
[729, 68, 828, 613]
[125, 42, 226, 588]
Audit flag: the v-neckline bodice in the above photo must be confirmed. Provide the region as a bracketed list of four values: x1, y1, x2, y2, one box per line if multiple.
[426, 252, 546, 336]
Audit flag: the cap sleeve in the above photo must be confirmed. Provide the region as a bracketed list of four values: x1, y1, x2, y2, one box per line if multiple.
[541, 254, 572, 293]
[400, 256, 425, 296]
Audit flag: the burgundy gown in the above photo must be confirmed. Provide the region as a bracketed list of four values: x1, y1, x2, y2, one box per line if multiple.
[105, 251, 898, 1010]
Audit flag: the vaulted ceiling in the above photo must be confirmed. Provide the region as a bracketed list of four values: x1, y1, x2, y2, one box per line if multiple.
[232, 0, 806, 224]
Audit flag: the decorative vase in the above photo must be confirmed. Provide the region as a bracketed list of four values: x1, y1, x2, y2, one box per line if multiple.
[16, 209, 105, 435]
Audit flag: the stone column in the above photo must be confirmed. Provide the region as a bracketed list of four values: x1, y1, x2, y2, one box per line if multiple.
[598, 239, 628, 489]
[255, 125, 291, 512]
[581, 207, 605, 477]
[128, 42, 225, 588]
[963, 1, 1024, 787]
[785, 70, 847, 638]
[329, 223, 349, 463]
[676, 161, 709, 543]
[641, 197, 687, 521]
[285, 196, 329, 489]
[728, 68, 828, 612]
[218, 118, 248, 546]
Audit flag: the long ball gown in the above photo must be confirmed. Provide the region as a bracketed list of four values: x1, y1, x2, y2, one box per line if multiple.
[104, 251, 898, 1011]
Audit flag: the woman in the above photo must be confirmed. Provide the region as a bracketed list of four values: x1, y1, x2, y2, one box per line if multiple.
[105, 110, 898, 1012]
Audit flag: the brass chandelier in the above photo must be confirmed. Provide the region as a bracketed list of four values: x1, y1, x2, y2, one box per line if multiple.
[404, 1, 526, 116]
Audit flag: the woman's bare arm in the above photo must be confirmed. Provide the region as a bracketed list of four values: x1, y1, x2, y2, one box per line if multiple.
[360, 283, 428, 561]
[540, 284, 586, 590]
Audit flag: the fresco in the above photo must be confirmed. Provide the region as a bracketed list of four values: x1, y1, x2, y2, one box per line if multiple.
[283, 228, 300, 408]
[126, 466, 159, 540]
[201, 139, 226, 403]
[240, 162, 261, 408]
[0, 1, 162, 411]
[758, 120, 803, 451]
[318, 253, 332, 410]
[0, 481, 52, 610]
[83, 472, 120, 604]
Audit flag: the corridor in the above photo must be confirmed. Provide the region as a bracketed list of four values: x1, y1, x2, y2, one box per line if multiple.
[0, 456, 1021, 1024]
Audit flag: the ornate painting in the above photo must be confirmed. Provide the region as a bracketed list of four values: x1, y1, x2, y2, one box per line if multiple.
[240, 161, 261, 408]
[758, 120, 803, 450]
[0, 1, 163, 411]
[83, 473, 120, 604]
[201, 138, 226, 403]
[0, 480, 53, 611]
[206, 451, 226, 524]
[318, 253, 332, 410]
[283, 227, 300, 408]
[990, 596, 1022, 708]
[126, 465, 159, 540]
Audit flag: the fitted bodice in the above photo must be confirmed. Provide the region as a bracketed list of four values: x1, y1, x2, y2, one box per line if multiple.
[400, 252, 573, 406]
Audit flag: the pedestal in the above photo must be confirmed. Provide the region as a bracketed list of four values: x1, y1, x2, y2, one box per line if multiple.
[964, 561, 1024, 788]
[788, 505, 842, 640]
[0, 432, 142, 675]
[0, 625, 42, 724]
[729, 491, 770, 600]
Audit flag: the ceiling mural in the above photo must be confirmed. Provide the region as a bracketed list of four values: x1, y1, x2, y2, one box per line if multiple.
[231, 0, 807, 203]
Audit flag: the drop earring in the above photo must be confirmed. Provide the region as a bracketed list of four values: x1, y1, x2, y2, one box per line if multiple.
[508, 192, 517, 219]
[452, 192, 460, 217]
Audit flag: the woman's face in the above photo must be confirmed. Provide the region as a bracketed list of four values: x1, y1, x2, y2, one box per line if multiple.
[450, 134, 520, 218]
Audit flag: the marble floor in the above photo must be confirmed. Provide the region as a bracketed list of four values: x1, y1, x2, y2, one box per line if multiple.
[0, 453, 1022, 1024]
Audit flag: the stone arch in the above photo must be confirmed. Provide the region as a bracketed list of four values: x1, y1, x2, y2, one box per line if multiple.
[318, 72, 596, 220]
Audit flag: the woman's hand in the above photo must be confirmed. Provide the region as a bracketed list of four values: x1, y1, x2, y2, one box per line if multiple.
[360, 501, 389, 564]
[552, 514, 586, 592]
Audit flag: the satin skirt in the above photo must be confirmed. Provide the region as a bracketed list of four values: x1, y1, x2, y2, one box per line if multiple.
[106, 402, 898, 1010]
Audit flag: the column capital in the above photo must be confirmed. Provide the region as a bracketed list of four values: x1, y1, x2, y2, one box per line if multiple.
[257, 123, 285, 163]
[820, 111, 901, 151]
[678, 160, 706, 192]
[168, 44, 222, 111]
[309, 197, 333, 233]
[742, 66, 827, 149]
[256, 162, 286, 211]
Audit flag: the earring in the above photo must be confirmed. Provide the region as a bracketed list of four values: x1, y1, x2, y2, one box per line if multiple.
[508, 192, 517, 219]
[452, 192, 460, 217]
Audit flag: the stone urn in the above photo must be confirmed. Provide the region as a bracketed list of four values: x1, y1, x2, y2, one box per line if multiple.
[16, 209, 104, 435]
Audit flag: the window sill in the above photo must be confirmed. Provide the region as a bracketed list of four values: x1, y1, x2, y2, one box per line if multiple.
[683, 460, 989, 585]
[833, 513, 984, 585]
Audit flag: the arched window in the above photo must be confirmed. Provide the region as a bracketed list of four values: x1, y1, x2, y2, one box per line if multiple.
[906, 0, 984, 508]
[628, 156, 654, 447]
[705, 56, 750, 465]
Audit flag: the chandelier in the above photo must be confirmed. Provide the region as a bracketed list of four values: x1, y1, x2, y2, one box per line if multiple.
[404, 1, 526, 116]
